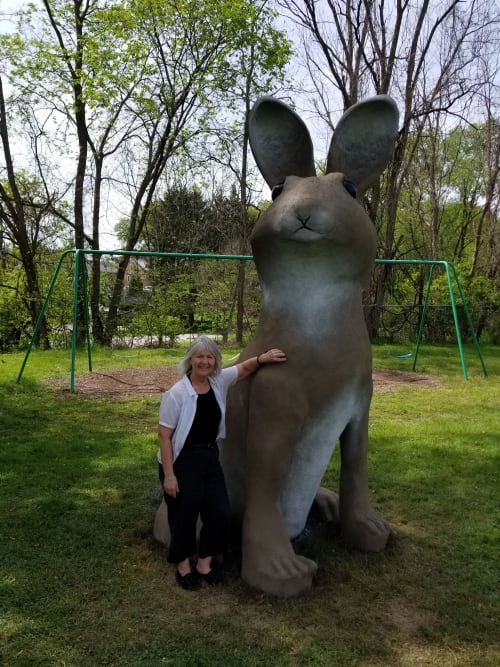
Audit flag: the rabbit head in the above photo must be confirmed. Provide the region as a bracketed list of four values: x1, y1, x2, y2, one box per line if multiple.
[247, 96, 399, 289]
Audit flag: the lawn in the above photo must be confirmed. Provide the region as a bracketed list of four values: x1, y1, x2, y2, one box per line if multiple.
[0, 343, 499, 666]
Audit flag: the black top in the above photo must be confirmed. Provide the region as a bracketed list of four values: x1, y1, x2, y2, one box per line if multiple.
[184, 386, 221, 445]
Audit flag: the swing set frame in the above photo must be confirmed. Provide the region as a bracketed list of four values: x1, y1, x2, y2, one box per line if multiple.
[16, 249, 488, 392]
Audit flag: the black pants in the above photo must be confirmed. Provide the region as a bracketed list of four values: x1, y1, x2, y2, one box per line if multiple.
[159, 445, 231, 564]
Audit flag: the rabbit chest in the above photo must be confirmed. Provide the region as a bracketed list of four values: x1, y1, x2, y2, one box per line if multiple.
[251, 173, 377, 345]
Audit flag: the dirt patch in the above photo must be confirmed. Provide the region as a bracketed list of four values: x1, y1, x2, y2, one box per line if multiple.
[373, 368, 442, 392]
[48, 366, 179, 399]
[47, 366, 441, 399]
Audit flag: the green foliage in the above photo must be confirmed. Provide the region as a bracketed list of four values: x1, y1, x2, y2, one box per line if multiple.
[396, 122, 498, 266]
[370, 261, 500, 345]
[427, 267, 500, 343]
[1, 0, 292, 347]
[0, 261, 28, 350]
[0, 250, 54, 349]
[127, 271, 144, 298]
[192, 259, 259, 336]
[120, 186, 259, 342]
[115, 259, 260, 345]
[143, 187, 224, 256]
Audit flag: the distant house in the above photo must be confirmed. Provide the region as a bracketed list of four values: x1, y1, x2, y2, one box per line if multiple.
[91, 256, 151, 296]
[123, 257, 150, 292]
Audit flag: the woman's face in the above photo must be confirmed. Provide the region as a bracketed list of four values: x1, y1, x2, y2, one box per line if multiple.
[190, 348, 216, 377]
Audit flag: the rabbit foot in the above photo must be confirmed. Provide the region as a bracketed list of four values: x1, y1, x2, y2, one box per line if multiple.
[242, 548, 317, 598]
[341, 507, 390, 552]
[313, 487, 340, 524]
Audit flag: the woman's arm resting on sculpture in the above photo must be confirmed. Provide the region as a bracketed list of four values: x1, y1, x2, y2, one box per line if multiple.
[236, 348, 287, 381]
[158, 425, 179, 497]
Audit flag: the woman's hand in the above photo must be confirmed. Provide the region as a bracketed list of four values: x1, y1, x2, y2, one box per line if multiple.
[236, 348, 287, 380]
[258, 348, 287, 365]
[163, 472, 179, 497]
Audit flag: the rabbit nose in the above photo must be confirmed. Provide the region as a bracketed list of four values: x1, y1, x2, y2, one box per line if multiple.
[296, 214, 313, 231]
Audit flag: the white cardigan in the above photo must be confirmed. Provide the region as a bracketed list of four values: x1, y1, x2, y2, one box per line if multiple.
[158, 366, 238, 463]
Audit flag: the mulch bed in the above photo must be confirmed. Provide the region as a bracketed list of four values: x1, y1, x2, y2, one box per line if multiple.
[47, 366, 442, 399]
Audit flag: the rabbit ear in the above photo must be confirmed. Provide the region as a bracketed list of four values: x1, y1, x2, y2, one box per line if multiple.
[248, 97, 316, 189]
[326, 95, 399, 194]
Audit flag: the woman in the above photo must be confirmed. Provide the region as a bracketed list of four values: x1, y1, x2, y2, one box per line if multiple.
[158, 335, 286, 590]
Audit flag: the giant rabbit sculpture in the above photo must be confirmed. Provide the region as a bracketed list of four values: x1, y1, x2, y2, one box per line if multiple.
[221, 95, 399, 598]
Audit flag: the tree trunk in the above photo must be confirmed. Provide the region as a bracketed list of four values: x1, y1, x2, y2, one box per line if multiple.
[235, 260, 245, 345]
[19, 243, 51, 349]
[90, 157, 105, 344]
[0, 76, 50, 348]
[103, 256, 130, 345]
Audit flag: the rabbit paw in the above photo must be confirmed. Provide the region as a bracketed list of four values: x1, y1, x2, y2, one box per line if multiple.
[313, 487, 340, 524]
[242, 547, 317, 598]
[341, 507, 390, 552]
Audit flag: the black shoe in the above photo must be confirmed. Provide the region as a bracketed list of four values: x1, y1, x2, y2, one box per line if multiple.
[175, 570, 201, 591]
[196, 567, 224, 585]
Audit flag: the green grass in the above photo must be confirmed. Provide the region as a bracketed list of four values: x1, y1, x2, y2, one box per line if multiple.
[1, 344, 499, 666]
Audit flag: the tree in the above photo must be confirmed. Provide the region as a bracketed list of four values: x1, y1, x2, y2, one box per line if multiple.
[2, 0, 284, 345]
[197, 0, 291, 343]
[0, 74, 71, 348]
[2, 1, 151, 342]
[277, 0, 500, 337]
[140, 184, 242, 337]
[367, 118, 499, 342]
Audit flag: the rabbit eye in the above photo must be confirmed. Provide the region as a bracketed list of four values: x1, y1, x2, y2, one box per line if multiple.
[343, 179, 357, 198]
[271, 183, 284, 201]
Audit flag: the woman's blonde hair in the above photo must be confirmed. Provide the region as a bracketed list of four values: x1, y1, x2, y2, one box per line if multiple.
[177, 335, 223, 376]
